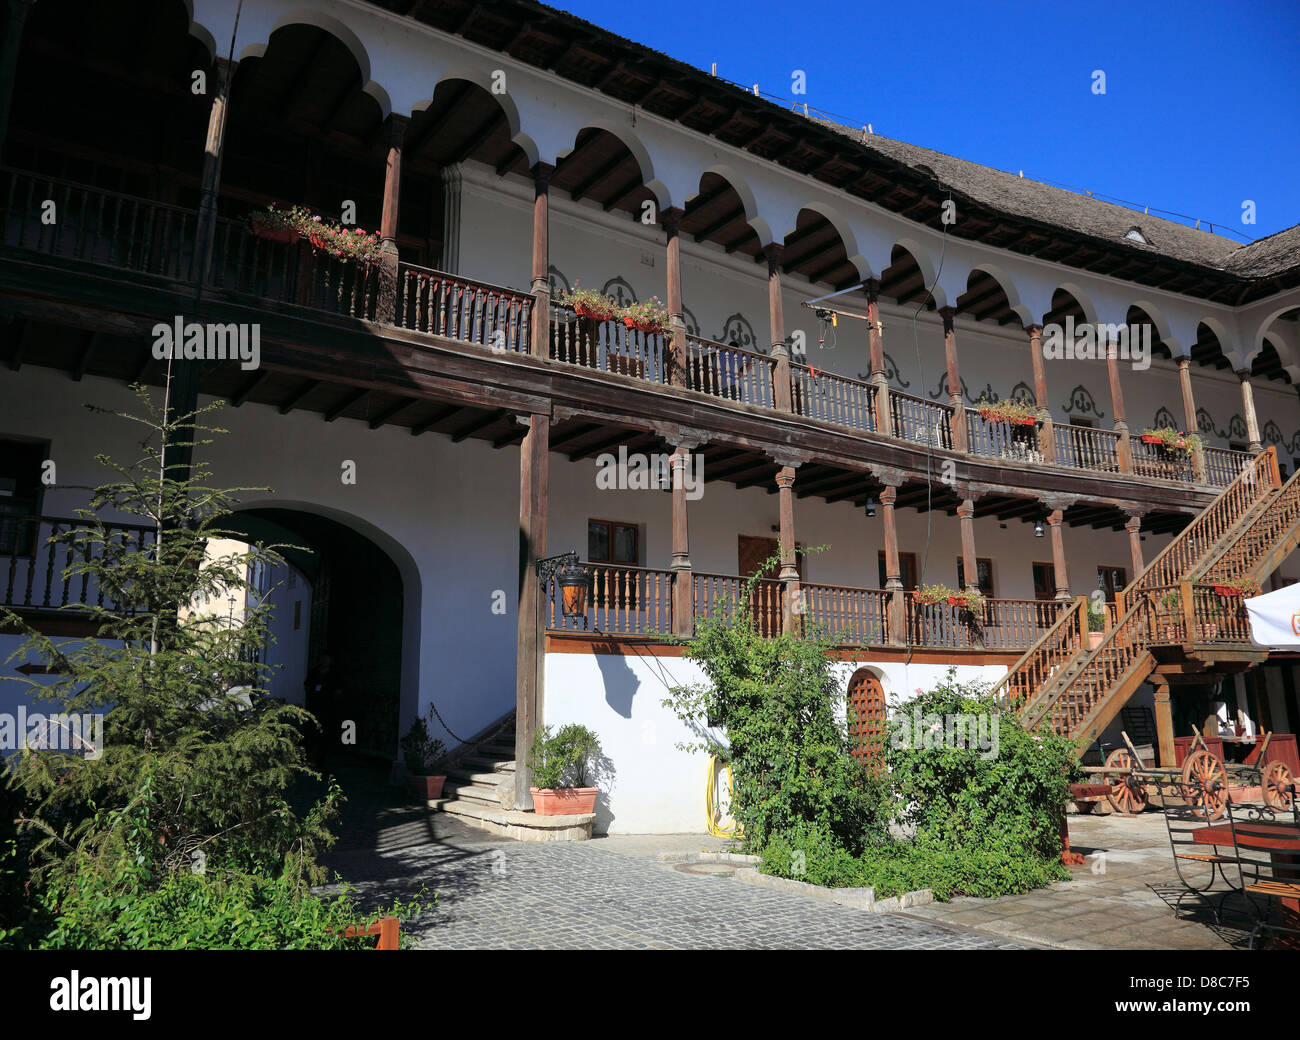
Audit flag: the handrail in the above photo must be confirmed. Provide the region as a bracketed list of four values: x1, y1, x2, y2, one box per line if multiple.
[990, 596, 1087, 712]
[1197, 467, 1300, 585]
[789, 363, 876, 433]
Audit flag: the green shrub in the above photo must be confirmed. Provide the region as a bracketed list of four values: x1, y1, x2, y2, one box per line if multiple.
[528, 723, 600, 789]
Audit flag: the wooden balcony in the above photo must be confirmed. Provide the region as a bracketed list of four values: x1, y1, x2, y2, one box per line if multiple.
[0, 166, 1254, 497]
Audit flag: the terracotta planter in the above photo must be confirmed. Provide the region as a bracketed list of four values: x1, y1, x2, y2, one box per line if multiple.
[1088, 631, 1105, 650]
[408, 774, 446, 800]
[530, 786, 598, 815]
[250, 219, 300, 244]
[1140, 434, 1162, 445]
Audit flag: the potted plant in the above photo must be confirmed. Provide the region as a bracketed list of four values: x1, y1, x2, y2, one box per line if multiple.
[1212, 577, 1261, 598]
[976, 396, 1038, 427]
[401, 712, 447, 800]
[249, 204, 301, 244]
[528, 722, 601, 815]
[1156, 590, 1182, 642]
[1087, 602, 1107, 649]
[916, 583, 955, 607]
[1139, 427, 1202, 457]
[559, 286, 618, 322]
[623, 296, 672, 336]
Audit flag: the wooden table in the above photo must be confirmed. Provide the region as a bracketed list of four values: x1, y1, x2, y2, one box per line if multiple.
[1194, 820, 1300, 948]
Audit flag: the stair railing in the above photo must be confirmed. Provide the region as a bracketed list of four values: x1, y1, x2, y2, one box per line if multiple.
[1196, 467, 1300, 586]
[990, 596, 1088, 712]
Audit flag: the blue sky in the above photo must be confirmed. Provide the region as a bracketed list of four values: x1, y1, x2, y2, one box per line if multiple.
[554, 0, 1300, 242]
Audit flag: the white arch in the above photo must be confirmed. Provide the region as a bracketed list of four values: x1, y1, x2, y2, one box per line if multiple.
[1126, 298, 1175, 348]
[964, 262, 1032, 326]
[782, 201, 872, 282]
[236, 9, 393, 119]
[1196, 315, 1241, 369]
[553, 119, 670, 209]
[685, 164, 776, 248]
[180, 0, 218, 60]
[1048, 281, 1100, 326]
[890, 236, 948, 310]
[410, 69, 540, 168]
[234, 497, 423, 757]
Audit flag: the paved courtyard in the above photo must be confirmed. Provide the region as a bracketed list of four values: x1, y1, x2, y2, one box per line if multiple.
[319, 766, 1257, 951]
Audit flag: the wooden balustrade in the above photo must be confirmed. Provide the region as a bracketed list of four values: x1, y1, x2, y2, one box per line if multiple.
[992, 597, 1087, 712]
[1051, 422, 1122, 474]
[889, 391, 953, 449]
[1203, 446, 1251, 488]
[1202, 468, 1300, 584]
[550, 306, 671, 384]
[789, 365, 876, 433]
[1131, 437, 1195, 482]
[691, 572, 784, 638]
[1, 515, 156, 613]
[395, 263, 532, 352]
[1188, 583, 1251, 644]
[799, 582, 889, 644]
[546, 564, 674, 634]
[981, 598, 1067, 650]
[0, 166, 198, 279]
[684, 336, 776, 408]
[965, 414, 1044, 464]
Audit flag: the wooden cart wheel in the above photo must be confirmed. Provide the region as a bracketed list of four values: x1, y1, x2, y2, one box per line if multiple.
[1262, 760, 1295, 810]
[1104, 748, 1148, 814]
[1181, 748, 1228, 820]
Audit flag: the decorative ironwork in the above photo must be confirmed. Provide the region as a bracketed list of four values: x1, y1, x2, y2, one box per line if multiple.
[1152, 406, 1179, 429]
[711, 312, 758, 351]
[601, 275, 638, 307]
[1060, 384, 1105, 419]
[881, 352, 910, 388]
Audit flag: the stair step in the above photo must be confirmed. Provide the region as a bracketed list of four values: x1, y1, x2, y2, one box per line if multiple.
[477, 744, 517, 759]
[443, 782, 504, 807]
[447, 766, 513, 786]
[461, 754, 516, 772]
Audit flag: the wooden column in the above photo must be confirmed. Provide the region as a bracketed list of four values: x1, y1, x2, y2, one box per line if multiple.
[864, 279, 892, 435]
[958, 495, 978, 592]
[1026, 323, 1055, 462]
[1237, 369, 1263, 453]
[1153, 681, 1176, 768]
[670, 440, 697, 636]
[941, 307, 968, 452]
[1105, 336, 1133, 473]
[0, 0, 34, 160]
[775, 462, 800, 635]
[663, 207, 686, 388]
[765, 244, 792, 412]
[193, 55, 237, 285]
[880, 482, 904, 645]
[1047, 507, 1071, 600]
[1176, 354, 1208, 482]
[514, 413, 549, 809]
[529, 162, 554, 359]
[1125, 512, 1145, 582]
[377, 114, 408, 321]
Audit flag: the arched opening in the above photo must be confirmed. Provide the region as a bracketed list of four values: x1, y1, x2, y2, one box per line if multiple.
[1043, 287, 1088, 329]
[879, 244, 935, 309]
[681, 170, 761, 258]
[1192, 322, 1233, 372]
[847, 668, 887, 773]
[1251, 339, 1291, 384]
[550, 127, 655, 219]
[223, 507, 406, 767]
[1126, 305, 1172, 360]
[955, 269, 1019, 326]
[779, 207, 860, 289]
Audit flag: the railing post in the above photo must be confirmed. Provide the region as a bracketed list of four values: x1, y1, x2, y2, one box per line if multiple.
[529, 162, 554, 359]
[1043, 499, 1073, 600]
[773, 456, 803, 635]
[377, 114, 408, 323]
[1177, 354, 1208, 482]
[1125, 511, 1145, 586]
[514, 412, 549, 811]
[864, 279, 892, 435]
[193, 55, 237, 286]
[940, 307, 968, 452]
[1153, 679, 1176, 767]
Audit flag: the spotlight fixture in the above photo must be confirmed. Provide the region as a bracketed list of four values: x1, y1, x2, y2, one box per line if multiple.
[865, 497, 877, 517]
[1034, 520, 1045, 538]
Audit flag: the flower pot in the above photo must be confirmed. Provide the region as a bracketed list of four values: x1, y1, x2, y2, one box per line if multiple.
[1140, 434, 1162, 445]
[623, 316, 637, 329]
[1088, 632, 1105, 650]
[530, 786, 598, 815]
[250, 218, 300, 244]
[408, 774, 446, 800]
[1213, 585, 1240, 597]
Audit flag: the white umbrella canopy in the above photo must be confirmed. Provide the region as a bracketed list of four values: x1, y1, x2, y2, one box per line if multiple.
[1244, 581, 1300, 648]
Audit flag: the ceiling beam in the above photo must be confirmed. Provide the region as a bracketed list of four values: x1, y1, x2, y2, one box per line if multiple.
[411, 403, 461, 436]
[325, 387, 369, 422]
[368, 397, 414, 429]
[451, 408, 505, 442]
[231, 369, 270, 407]
[278, 380, 318, 415]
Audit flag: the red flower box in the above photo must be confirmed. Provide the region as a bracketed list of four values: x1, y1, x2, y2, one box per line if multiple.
[250, 216, 300, 244]
[1140, 434, 1163, 445]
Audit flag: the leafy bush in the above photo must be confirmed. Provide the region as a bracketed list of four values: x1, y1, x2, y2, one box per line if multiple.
[528, 723, 600, 789]
[662, 558, 888, 854]
[401, 712, 446, 775]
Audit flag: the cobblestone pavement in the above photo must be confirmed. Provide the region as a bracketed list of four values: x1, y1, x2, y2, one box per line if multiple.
[319, 765, 1026, 950]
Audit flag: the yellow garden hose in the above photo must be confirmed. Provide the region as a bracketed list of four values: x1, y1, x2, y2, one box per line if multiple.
[705, 754, 742, 839]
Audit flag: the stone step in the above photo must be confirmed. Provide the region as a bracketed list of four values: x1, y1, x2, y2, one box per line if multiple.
[443, 781, 503, 807]
[447, 767, 513, 787]
[479, 742, 516, 758]
[461, 754, 515, 772]
[438, 797, 593, 842]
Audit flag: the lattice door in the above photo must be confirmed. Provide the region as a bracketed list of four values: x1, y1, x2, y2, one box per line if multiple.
[847, 668, 887, 771]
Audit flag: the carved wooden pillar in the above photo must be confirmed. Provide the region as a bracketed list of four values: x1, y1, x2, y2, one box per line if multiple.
[1237, 369, 1262, 453]
[765, 244, 792, 412]
[514, 412, 549, 809]
[775, 462, 800, 635]
[670, 439, 699, 636]
[941, 307, 968, 452]
[1104, 336, 1133, 473]
[864, 279, 892, 435]
[0, 0, 35, 160]
[1026, 323, 1055, 462]
[1176, 354, 1208, 482]
[1125, 512, 1145, 582]
[377, 114, 409, 322]
[880, 481, 905, 645]
[958, 495, 979, 593]
[529, 162, 554, 359]
[1046, 506, 1071, 600]
[1153, 680, 1176, 768]
[193, 55, 237, 285]
[662, 207, 687, 388]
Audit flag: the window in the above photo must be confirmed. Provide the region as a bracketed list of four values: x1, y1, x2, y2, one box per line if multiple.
[587, 520, 640, 566]
[878, 551, 918, 591]
[956, 557, 995, 598]
[1032, 562, 1056, 601]
[0, 437, 48, 556]
[1097, 566, 1127, 601]
[1124, 227, 1148, 245]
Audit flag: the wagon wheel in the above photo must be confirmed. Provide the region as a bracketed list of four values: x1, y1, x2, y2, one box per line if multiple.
[1262, 761, 1295, 810]
[1104, 748, 1147, 814]
[1181, 748, 1228, 820]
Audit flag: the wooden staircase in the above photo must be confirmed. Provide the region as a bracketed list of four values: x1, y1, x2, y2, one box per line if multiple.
[995, 448, 1294, 752]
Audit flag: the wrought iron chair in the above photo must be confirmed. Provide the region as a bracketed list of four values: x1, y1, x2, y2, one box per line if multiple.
[1151, 777, 1248, 925]
[1225, 783, 1300, 950]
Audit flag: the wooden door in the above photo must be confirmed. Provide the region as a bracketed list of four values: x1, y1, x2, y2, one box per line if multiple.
[847, 668, 888, 772]
[738, 535, 800, 636]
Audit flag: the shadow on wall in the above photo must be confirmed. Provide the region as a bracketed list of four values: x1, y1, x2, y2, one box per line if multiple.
[590, 747, 618, 834]
[593, 641, 639, 718]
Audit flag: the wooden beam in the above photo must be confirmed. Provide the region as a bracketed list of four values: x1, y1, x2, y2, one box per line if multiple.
[569, 152, 627, 202]
[368, 397, 414, 429]
[278, 380, 318, 415]
[232, 369, 270, 407]
[325, 387, 369, 422]
[693, 206, 745, 243]
[5, 318, 28, 370]
[411, 403, 461, 436]
[601, 175, 645, 212]
[70, 332, 98, 381]
[451, 408, 505, 442]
